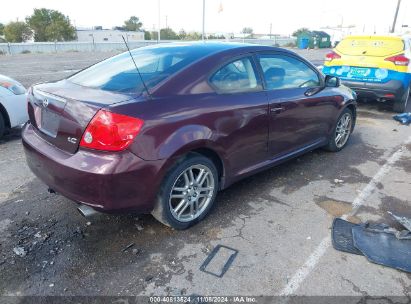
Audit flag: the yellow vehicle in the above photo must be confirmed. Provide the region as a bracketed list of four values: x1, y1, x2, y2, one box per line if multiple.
[323, 35, 411, 112]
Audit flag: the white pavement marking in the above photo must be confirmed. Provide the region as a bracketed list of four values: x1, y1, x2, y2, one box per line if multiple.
[279, 135, 411, 296]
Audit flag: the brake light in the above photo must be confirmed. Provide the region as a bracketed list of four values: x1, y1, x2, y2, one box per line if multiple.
[384, 54, 410, 66]
[80, 110, 144, 151]
[325, 51, 341, 61]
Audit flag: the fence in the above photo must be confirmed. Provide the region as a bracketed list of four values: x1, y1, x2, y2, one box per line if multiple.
[0, 38, 295, 55]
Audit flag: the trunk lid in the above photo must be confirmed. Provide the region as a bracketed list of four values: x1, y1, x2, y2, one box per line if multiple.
[27, 80, 134, 154]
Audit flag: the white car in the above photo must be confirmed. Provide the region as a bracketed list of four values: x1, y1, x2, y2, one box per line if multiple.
[0, 75, 28, 138]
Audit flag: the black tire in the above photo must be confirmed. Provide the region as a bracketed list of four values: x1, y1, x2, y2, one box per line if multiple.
[324, 107, 354, 152]
[393, 85, 410, 113]
[151, 153, 219, 230]
[0, 113, 5, 139]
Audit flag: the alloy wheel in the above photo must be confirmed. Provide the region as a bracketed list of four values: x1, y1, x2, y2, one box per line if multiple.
[335, 112, 352, 149]
[169, 164, 215, 222]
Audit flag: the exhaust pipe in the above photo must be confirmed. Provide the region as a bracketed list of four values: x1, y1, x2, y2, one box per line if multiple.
[77, 204, 99, 218]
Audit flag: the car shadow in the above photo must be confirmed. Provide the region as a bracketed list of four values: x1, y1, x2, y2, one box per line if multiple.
[0, 127, 22, 145]
[358, 98, 411, 113]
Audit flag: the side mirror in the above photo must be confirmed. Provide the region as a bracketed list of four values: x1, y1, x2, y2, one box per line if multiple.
[325, 75, 341, 87]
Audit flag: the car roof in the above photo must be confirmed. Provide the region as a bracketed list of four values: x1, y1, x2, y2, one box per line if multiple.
[132, 41, 292, 56]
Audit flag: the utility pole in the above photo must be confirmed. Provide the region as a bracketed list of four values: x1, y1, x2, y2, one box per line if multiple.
[269, 23, 272, 39]
[391, 0, 401, 33]
[202, 0, 206, 41]
[158, 0, 161, 42]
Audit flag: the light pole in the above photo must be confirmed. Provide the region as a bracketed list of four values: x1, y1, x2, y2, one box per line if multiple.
[269, 23, 272, 40]
[391, 0, 402, 33]
[202, 0, 206, 41]
[158, 0, 161, 42]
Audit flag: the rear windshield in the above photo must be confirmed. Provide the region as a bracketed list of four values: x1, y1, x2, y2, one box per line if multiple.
[336, 37, 404, 56]
[68, 45, 210, 94]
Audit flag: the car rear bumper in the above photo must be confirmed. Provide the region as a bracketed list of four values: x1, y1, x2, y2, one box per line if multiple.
[340, 79, 405, 100]
[22, 122, 165, 213]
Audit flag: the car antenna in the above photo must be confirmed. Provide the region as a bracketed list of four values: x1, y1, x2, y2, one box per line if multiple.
[121, 35, 151, 99]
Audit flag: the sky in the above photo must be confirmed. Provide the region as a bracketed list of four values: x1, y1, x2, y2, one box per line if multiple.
[1, 0, 410, 36]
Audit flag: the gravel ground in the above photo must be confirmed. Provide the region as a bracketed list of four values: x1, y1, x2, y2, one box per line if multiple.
[0, 48, 410, 298]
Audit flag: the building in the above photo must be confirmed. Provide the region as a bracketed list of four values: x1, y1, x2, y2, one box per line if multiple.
[76, 28, 144, 42]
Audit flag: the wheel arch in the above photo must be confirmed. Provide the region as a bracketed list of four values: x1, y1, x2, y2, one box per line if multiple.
[0, 102, 11, 128]
[190, 147, 225, 184]
[345, 102, 357, 131]
[161, 141, 228, 190]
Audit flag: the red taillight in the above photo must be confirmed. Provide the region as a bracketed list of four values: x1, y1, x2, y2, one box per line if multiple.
[384, 54, 410, 66]
[325, 51, 341, 61]
[80, 110, 144, 152]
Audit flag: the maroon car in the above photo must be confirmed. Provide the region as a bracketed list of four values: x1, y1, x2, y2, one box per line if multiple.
[23, 42, 356, 229]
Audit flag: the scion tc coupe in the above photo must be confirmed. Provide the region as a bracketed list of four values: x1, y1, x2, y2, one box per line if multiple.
[23, 42, 356, 229]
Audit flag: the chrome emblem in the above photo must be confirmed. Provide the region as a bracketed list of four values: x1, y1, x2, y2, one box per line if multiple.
[42, 98, 49, 108]
[67, 137, 77, 144]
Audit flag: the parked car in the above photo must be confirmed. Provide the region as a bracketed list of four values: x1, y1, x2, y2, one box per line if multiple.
[323, 35, 411, 112]
[0, 74, 28, 138]
[23, 42, 356, 229]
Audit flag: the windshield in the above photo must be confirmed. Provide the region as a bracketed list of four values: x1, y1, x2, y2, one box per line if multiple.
[68, 45, 211, 94]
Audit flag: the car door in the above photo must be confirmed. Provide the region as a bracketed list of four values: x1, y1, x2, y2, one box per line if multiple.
[208, 56, 269, 175]
[255, 52, 333, 158]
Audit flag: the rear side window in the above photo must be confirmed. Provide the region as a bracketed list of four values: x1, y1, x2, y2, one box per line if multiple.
[210, 57, 261, 93]
[69, 46, 211, 94]
[257, 54, 320, 90]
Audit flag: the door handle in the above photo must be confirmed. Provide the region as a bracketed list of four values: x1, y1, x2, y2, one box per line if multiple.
[270, 107, 284, 114]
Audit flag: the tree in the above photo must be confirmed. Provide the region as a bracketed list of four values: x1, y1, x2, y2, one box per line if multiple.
[4, 21, 32, 42]
[151, 29, 180, 40]
[242, 27, 253, 34]
[151, 31, 158, 40]
[124, 16, 142, 31]
[208, 34, 225, 39]
[292, 27, 310, 37]
[144, 30, 151, 40]
[26, 8, 76, 42]
[241, 27, 254, 38]
[178, 29, 187, 40]
[160, 28, 179, 40]
[186, 31, 201, 40]
[0, 23, 4, 36]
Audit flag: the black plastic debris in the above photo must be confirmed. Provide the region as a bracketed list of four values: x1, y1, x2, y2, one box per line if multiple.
[122, 242, 135, 252]
[200, 245, 238, 278]
[393, 112, 411, 125]
[352, 225, 411, 273]
[331, 218, 363, 255]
